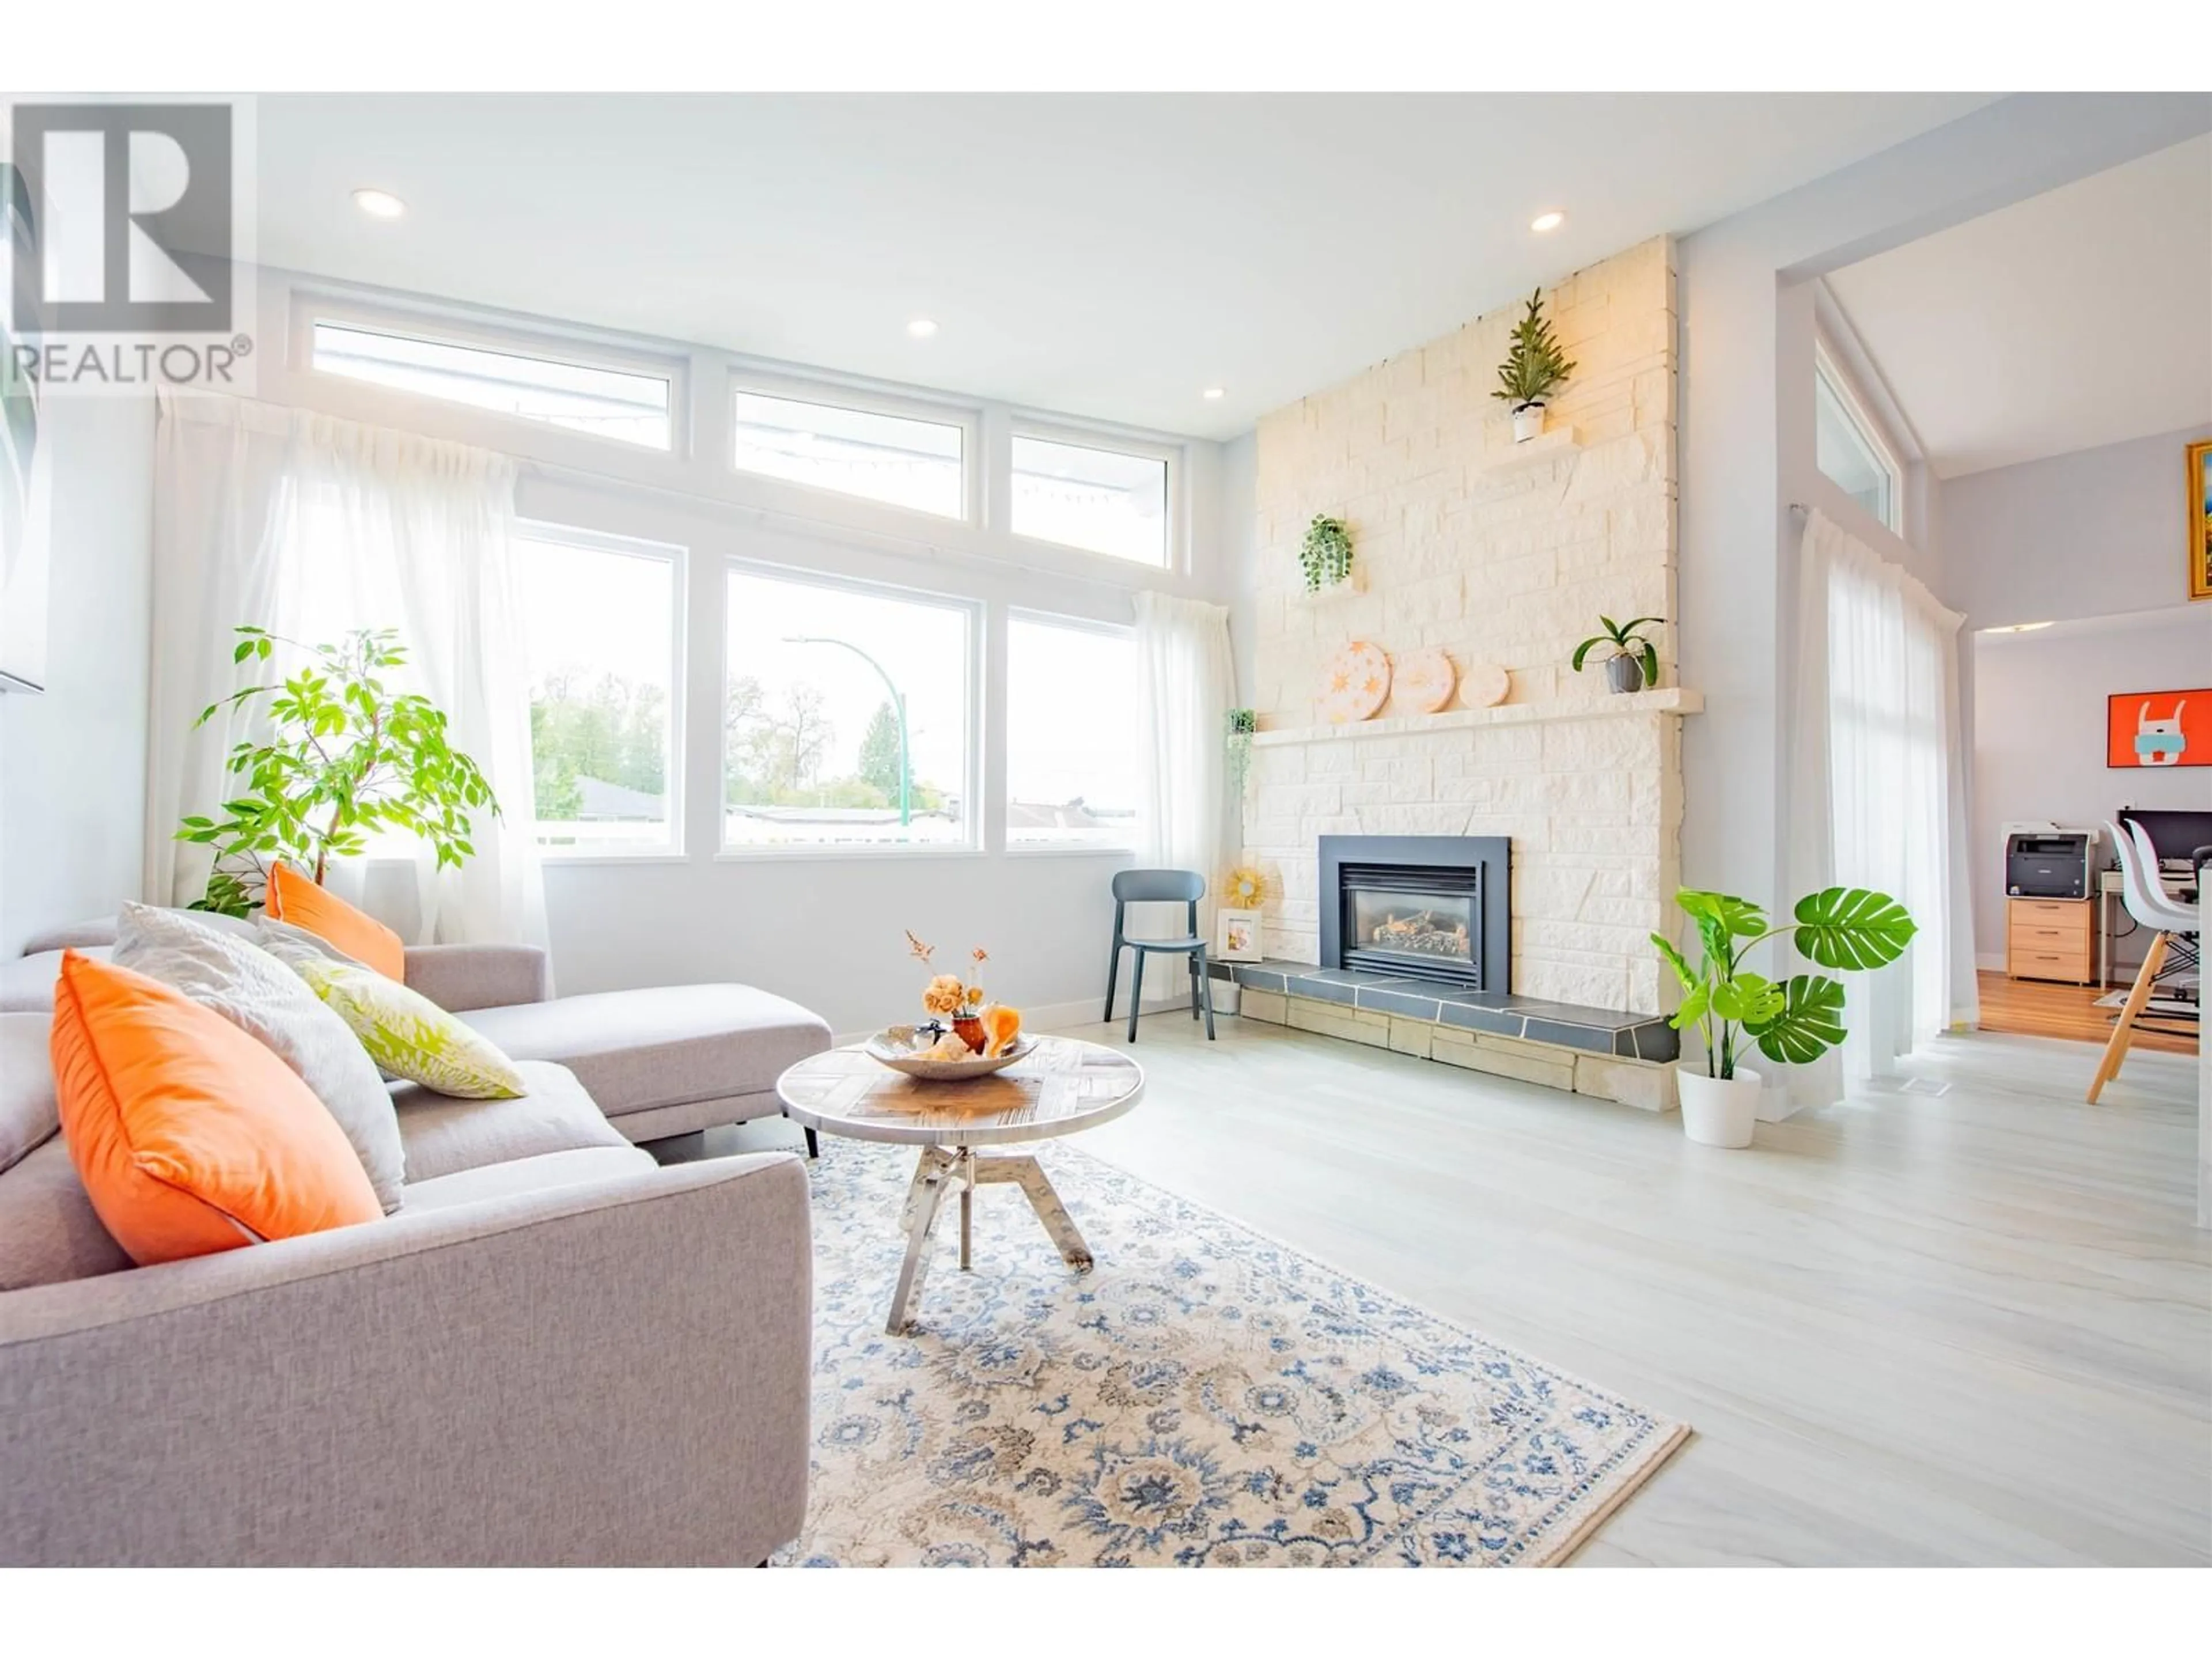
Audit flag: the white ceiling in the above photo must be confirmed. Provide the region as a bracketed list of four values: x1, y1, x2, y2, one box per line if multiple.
[1827, 135, 2212, 479]
[251, 93, 1991, 440]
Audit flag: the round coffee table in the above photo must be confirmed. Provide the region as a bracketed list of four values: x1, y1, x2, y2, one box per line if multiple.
[775, 1035, 1144, 1335]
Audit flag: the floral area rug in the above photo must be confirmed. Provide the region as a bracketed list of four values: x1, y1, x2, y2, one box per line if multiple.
[777, 1142, 1687, 1567]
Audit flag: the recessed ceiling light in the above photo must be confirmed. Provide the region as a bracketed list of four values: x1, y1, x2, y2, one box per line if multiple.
[907, 318, 938, 339]
[1202, 387, 1226, 400]
[351, 187, 407, 220]
[1530, 210, 1566, 233]
[1982, 620, 2055, 634]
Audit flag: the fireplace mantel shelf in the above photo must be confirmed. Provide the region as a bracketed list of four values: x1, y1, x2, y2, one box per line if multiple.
[1251, 685, 1703, 749]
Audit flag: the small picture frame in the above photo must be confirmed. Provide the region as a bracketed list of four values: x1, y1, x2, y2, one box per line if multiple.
[2188, 438, 2211, 602]
[1215, 907, 1263, 963]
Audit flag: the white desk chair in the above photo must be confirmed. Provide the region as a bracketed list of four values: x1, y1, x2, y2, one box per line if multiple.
[2088, 819, 2200, 1103]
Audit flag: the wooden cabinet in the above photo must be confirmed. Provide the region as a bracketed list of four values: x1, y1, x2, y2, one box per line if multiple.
[2006, 897, 2095, 984]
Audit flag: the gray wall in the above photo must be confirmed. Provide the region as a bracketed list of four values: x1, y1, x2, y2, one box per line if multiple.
[0, 395, 156, 957]
[1677, 91, 2211, 923]
[1956, 427, 2212, 968]
[1217, 427, 1258, 707]
[1942, 424, 2212, 629]
[1970, 607, 2212, 968]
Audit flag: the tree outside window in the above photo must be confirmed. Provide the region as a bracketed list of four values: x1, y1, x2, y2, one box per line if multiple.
[722, 569, 970, 847]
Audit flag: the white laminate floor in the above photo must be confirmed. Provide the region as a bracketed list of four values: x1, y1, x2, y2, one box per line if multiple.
[708, 1012, 2210, 1566]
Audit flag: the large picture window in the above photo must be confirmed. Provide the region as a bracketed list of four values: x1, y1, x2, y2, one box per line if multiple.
[312, 321, 674, 450]
[1010, 433, 1170, 566]
[518, 531, 682, 853]
[731, 388, 966, 520]
[1006, 615, 1141, 849]
[722, 567, 974, 850]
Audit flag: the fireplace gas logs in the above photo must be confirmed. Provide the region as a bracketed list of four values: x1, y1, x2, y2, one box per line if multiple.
[1367, 910, 1474, 956]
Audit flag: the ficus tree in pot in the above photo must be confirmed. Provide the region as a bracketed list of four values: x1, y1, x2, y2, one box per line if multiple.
[176, 625, 499, 916]
[1651, 886, 1917, 1147]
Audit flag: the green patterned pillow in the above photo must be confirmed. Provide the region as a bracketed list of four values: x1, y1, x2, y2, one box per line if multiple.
[292, 956, 526, 1100]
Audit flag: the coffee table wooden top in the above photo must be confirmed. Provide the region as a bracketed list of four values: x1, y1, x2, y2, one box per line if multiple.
[775, 1035, 1143, 1147]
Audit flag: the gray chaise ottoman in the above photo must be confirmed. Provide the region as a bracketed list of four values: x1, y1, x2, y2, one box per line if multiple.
[459, 983, 832, 1147]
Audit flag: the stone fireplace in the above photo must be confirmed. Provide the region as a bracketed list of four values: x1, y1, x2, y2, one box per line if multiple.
[1239, 234, 1692, 1024]
[1321, 834, 1509, 991]
[1224, 236, 1695, 1109]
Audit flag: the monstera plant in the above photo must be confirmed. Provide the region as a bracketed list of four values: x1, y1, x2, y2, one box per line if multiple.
[1654, 887, 1918, 1078]
[176, 625, 498, 916]
[1652, 886, 1916, 1149]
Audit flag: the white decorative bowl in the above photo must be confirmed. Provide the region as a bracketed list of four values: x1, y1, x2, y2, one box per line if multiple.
[865, 1025, 1036, 1081]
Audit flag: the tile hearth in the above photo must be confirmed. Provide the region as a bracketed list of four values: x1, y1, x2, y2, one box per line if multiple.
[1210, 959, 1677, 1060]
[1207, 958, 1681, 1112]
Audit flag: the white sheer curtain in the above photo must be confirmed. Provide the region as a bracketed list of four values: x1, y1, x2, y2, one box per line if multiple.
[147, 391, 546, 948]
[1133, 592, 1236, 934]
[1785, 507, 1972, 1105]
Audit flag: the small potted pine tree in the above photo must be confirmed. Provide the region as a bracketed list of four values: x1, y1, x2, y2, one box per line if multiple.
[1493, 288, 1576, 442]
[1652, 886, 1917, 1147]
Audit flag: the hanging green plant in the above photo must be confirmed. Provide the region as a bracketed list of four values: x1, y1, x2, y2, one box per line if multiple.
[1300, 516, 1353, 592]
[1226, 707, 1257, 797]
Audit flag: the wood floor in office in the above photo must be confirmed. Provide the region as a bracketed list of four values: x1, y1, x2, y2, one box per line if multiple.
[1977, 969, 2198, 1055]
[699, 1011, 2209, 1566]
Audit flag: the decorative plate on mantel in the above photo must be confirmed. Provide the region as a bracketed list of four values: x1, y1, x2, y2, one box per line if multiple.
[1318, 641, 1391, 724]
[1461, 661, 1510, 708]
[1394, 647, 1457, 713]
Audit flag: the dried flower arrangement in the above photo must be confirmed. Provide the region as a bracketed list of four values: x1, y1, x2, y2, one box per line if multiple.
[908, 930, 987, 1014]
[903, 931, 1020, 1056]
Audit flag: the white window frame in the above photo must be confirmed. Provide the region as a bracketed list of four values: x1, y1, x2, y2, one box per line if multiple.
[1002, 608, 1142, 855]
[293, 293, 689, 456]
[1813, 340, 1903, 536]
[516, 521, 689, 862]
[1006, 418, 1184, 574]
[716, 556, 983, 861]
[726, 369, 983, 529]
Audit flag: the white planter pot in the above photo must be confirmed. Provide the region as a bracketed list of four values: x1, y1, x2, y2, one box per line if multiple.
[1677, 1066, 1762, 1149]
[1510, 402, 1545, 443]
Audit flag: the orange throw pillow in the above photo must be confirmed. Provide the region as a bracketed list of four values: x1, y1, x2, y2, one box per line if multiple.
[48, 952, 381, 1266]
[266, 862, 405, 980]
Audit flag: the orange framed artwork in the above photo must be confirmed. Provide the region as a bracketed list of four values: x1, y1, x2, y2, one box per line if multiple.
[2107, 688, 2212, 770]
[2190, 438, 2212, 601]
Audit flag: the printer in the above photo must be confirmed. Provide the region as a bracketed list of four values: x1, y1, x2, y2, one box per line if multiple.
[2003, 823, 2099, 899]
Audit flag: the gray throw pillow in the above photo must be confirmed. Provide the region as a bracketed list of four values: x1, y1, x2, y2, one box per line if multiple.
[113, 902, 406, 1213]
[254, 914, 369, 971]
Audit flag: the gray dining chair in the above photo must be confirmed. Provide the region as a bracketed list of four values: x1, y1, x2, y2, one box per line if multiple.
[1104, 868, 1216, 1043]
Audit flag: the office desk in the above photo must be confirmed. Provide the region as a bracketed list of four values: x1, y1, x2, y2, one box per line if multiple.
[2096, 867, 2200, 988]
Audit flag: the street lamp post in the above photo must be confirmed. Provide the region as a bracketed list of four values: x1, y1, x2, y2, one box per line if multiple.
[783, 635, 910, 826]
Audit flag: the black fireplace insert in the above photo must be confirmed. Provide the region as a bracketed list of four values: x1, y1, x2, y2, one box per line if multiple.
[1319, 834, 1510, 991]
